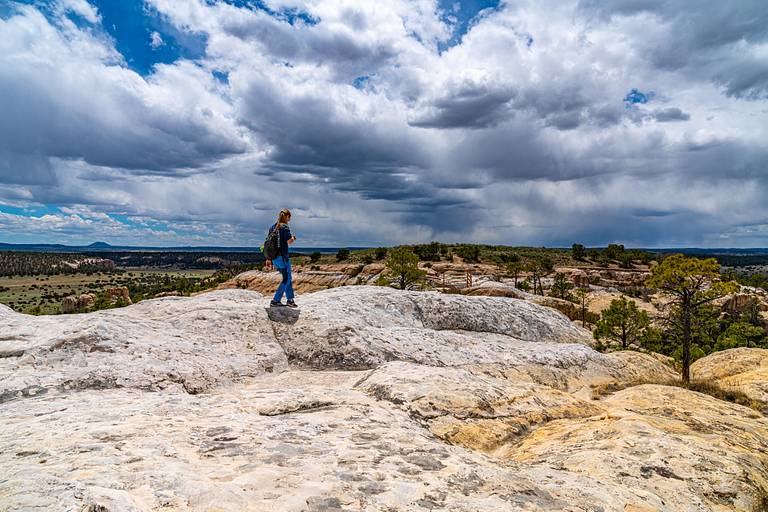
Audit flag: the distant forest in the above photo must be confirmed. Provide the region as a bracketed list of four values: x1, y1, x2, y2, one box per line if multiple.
[0, 251, 266, 277]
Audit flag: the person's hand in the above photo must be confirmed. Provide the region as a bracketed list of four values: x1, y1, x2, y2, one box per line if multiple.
[264, 260, 273, 270]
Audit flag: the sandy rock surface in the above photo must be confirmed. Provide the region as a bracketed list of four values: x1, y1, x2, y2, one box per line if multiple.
[692, 347, 768, 412]
[1, 287, 767, 511]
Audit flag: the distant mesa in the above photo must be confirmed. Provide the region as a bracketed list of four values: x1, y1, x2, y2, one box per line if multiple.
[87, 242, 112, 248]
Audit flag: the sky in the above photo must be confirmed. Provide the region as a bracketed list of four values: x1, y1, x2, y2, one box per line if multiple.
[0, 0, 767, 248]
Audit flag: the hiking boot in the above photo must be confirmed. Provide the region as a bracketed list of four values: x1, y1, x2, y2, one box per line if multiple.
[270, 300, 285, 307]
[286, 300, 298, 308]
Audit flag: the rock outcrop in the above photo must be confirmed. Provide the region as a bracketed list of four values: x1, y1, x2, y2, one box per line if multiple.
[692, 347, 768, 413]
[60, 292, 96, 313]
[219, 264, 385, 294]
[1, 287, 766, 511]
[60, 286, 132, 314]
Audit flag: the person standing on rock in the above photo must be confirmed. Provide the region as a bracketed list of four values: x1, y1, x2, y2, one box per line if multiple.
[265, 208, 298, 308]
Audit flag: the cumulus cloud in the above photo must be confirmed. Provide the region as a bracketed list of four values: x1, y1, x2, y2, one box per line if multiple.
[0, 0, 767, 247]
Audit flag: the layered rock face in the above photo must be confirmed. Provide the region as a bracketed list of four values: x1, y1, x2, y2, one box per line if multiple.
[1, 287, 767, 511]
[219, 264, 385, 295]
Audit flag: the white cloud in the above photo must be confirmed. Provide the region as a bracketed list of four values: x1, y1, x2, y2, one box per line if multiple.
[150, 31, 165, 49]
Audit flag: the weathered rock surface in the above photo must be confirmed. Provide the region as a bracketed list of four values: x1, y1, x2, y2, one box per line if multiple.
[509, 384, 768, 511]
[268, 286, 596, 370]
[0, 290, 287, 401]
[1, 287, 766, 511]
[692, 348, 768, 412]
[461, 281, 582, 320]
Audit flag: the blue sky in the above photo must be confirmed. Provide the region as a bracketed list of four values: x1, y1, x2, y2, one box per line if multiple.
[1, 0, 767, 247]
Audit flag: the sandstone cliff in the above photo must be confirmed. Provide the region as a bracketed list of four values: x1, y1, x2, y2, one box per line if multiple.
[1, 288, 766, 511]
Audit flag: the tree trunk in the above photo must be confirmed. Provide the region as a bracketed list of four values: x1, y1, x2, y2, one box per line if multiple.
[622, 324, 627, 350]
[682, 299, 692, 384]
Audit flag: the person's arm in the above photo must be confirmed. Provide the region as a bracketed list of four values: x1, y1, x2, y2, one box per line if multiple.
[285, 226, 296, 245]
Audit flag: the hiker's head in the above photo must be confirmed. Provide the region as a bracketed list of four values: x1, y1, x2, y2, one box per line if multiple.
[277, 209, 291, 226]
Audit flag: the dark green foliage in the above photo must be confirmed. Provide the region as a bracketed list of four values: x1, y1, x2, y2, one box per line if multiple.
[412, 242, 443, 262]
[549, 272, 574, 300]
[336, 248, 350, 261]
[571, 243, 586, 260]
[617, 252, 634, 269]
[605, 243, 625, 260]
[594, 297, 651, 350]
[310, 252, 322, 263]
[715, 322, 767, 351]
[0, 252, 115, 277]
[454, 244, 481, 263]
[0, 250, 266, 277]
[384, 247, 426, 290]
[722, 269, 768, 291]
[374, 247, 388, 260]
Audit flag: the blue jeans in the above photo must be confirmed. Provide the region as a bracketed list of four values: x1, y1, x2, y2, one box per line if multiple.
[272, 256, 294, 302]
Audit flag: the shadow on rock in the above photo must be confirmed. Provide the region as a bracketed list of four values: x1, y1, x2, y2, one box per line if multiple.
[266, 307, 301, 325]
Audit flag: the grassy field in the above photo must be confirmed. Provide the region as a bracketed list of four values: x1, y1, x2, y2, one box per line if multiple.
[0, 269, 216, 315]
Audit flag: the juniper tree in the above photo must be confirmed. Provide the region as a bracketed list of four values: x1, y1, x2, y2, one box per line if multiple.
[593, 297, 650, 350]
[646, 254, 738, 383]
[385, 247, 426, 290]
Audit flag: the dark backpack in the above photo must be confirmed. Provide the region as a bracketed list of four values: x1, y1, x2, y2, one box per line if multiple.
[263, 224, 281, 260]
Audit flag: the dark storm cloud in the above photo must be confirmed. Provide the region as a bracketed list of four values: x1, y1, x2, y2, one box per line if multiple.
[409, 82, 516, 129]
[236, 74, 436, 203]
[650, 107, 690, 122]
[0, 152, 56, 186]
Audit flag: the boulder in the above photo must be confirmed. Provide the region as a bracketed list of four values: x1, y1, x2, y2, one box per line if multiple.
[60, 293, 95, 313]
[691, 347, 768, 413]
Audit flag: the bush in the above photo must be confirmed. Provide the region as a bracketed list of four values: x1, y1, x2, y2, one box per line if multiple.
[385, 247, 426, 290]
[374, 247, 388, 260]
[412, 242, 442, 262]
[549, 272, 574, 300]
[605, 243, 625, 261]
[571, 243, 586, 260]
[336, 248, 350, 261]
[454, 244, 481, 263]
[310, 251, 322, 263]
